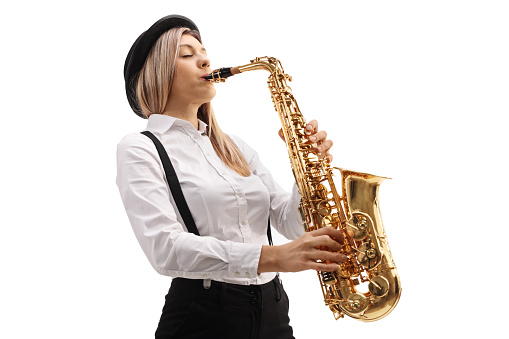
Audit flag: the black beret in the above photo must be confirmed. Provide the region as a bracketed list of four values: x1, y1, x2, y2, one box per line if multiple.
[124, 15, 199, 118]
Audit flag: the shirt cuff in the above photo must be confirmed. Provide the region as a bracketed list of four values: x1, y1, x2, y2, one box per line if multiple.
[228, 242, 262, 279]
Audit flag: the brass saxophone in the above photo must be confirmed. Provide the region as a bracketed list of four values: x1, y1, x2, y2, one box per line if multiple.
[206, 57, 401, 321]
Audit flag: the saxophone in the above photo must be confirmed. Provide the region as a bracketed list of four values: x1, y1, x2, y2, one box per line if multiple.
[206, 57, 401, 321]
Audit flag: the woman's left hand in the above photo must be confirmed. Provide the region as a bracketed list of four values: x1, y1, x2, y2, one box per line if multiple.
[278, 119, 334, 163]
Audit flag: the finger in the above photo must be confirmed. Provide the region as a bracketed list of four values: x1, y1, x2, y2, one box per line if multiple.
[309, 227, 346, 244]
[309, 130, 327, 143]
[308, 249, 348, 263]
[307, 132, 326, 144]
[324, 151, 333, 163]
[315, 149, 333, 162]
[322, 252, 348, 264]
[306, 235, 343, 251]
[316, 140, 333, 156]
[305, 120, 318, 135]
[309, 261, 340, 272]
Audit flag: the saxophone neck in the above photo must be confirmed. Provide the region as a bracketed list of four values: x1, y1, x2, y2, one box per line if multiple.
[237, 57, 277, 74]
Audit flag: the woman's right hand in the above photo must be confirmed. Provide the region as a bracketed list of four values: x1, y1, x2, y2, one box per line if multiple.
[257, 227, 350, 274]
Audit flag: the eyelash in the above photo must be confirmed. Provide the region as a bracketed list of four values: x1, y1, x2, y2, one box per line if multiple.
[182, 54, 193, 58]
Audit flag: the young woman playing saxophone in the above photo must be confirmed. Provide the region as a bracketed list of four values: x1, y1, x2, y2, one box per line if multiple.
[117, 14, 349, 339]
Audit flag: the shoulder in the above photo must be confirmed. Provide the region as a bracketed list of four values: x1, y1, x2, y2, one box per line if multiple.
[117, 132, 159, 164]
[117, 132, 153, 153]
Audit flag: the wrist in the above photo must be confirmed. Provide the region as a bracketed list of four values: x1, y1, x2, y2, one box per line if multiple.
[258, 245, 280, 274]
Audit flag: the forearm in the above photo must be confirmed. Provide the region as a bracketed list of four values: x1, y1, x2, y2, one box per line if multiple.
[155, 234, 262, 279]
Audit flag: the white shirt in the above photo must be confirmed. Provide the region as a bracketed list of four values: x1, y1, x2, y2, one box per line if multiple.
[116, 114, 304, 285]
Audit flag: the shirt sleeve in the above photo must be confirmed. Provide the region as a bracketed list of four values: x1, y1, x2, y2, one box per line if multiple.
[230, 135, 305, 240]
[116, 133, 262, 279]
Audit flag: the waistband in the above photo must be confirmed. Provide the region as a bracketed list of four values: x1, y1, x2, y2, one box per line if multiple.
[169, 276, 283, 305]
[172, 275, 280, 290]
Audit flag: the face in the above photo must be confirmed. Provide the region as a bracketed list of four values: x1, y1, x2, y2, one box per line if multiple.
[167, 34, 216, 108]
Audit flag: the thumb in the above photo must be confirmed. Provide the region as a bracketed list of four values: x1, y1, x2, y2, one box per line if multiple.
[278, 128, 286, 142]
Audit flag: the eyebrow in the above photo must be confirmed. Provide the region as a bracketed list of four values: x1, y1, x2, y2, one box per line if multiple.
[179, 44, 206, 52]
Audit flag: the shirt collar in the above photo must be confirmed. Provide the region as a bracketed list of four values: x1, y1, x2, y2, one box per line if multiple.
[197, 119, 208, 135]
[146, 114, 208, 136]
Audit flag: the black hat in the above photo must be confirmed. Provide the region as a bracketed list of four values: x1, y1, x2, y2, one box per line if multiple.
[124, 15, 199, 118]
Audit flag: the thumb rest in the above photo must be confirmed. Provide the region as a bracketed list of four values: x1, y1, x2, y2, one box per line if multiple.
[208, 56, 401, 321]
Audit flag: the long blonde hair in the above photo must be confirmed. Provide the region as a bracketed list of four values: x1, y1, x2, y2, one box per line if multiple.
[136, 27, 251, 177]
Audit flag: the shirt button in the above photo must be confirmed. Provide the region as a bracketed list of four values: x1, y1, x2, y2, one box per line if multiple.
[202, 274, 207, 278]
[235, 272, 240, 276]
[245, 272, 250, 277]
[236, 192, 243, 197]
[205, 152, 211, 156]
[241, 221, 247, 226]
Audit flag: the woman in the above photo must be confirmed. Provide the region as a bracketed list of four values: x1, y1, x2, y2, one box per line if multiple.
[118, 15, 348, 339]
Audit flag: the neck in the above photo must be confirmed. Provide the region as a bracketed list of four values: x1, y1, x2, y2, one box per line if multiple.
[162, 101, 201, 130]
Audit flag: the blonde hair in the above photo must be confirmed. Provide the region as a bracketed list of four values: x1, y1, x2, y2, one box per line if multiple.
[136, 27, 251, 177]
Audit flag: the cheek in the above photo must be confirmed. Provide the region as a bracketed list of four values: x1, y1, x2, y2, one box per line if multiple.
[170, 71, 192, 95]
[173, 64, 192, 86]
[168, 79, 184, 98]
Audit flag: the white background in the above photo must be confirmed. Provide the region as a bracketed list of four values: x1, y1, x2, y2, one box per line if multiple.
[1, 1, 507, 337]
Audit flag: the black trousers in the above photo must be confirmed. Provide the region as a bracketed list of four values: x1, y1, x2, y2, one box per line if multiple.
[155, 276, 295, 339]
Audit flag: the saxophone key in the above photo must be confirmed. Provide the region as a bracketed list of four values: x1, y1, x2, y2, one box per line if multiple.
[321, 270, 336, 285]
[341, 293, 370, 314]
[357, 242, 380, 269]
[368, 276, 390, 297]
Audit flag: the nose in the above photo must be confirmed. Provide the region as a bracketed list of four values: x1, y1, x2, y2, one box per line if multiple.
[198, 54, 211, 70]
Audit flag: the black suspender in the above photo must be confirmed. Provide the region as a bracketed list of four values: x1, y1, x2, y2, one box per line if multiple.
[141, 131, 200, 236]
[267, 219, 273, 246]
[140, 130, 272, 244]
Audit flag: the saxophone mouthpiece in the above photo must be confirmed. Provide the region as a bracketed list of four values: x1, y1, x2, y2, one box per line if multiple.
[203, 66, 240, 82]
